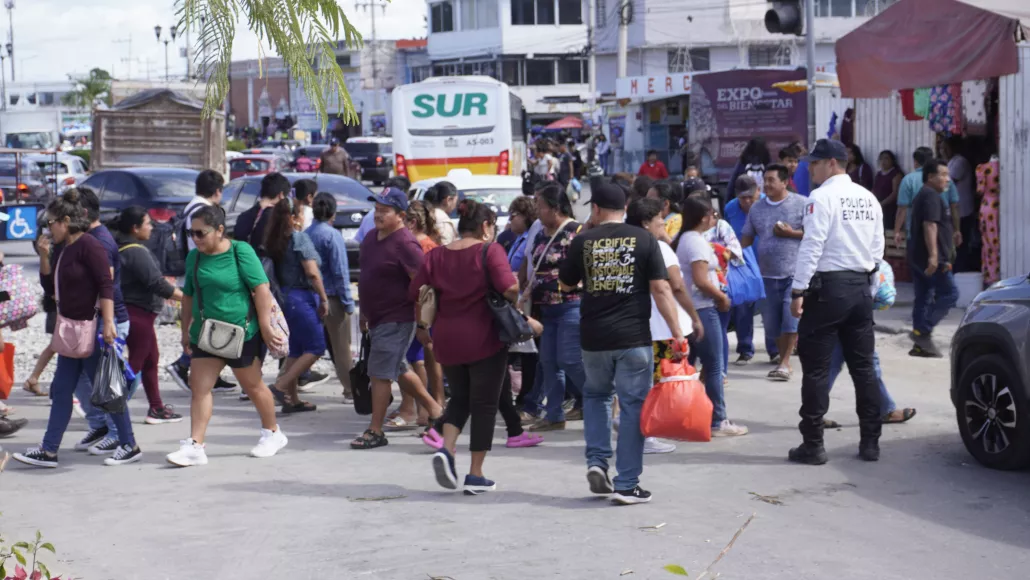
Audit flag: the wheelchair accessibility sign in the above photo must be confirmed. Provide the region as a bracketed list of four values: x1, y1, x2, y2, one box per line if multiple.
[0, 204, 41, 242]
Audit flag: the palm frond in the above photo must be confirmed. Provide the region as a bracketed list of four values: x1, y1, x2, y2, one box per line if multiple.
[182, 0, 363, 129]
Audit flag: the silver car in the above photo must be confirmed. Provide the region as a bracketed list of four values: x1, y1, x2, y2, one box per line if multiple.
[950, 275, 1030, 470]
[28, 153, 89, 195]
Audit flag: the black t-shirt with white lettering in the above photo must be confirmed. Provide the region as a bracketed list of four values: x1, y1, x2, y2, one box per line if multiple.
[909, 185, 954, 270]
[559, 222, 668, 352]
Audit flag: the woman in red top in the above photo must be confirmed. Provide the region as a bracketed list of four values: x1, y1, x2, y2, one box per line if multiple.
[637, 149, 669, 180]
[409, 199, 520, 495]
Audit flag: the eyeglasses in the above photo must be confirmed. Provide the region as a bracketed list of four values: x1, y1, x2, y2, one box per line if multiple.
[188, 229, 213, 239]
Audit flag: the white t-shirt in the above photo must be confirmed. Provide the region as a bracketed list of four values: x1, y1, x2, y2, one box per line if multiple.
[650, 240, 693, 341]
[301, 205, 314, 230]
[676, 230, 720, 310]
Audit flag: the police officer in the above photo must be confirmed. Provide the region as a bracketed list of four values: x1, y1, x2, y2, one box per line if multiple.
[788, 139, 885, 465]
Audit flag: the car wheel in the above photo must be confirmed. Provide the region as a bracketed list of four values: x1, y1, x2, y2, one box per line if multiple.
[956, 354, 1030, 470]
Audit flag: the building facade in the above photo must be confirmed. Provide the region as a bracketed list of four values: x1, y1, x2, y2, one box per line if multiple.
[426, 0, 590, 122]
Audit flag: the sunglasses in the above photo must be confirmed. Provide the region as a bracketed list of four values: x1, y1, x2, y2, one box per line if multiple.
[188, 229, 213, 239]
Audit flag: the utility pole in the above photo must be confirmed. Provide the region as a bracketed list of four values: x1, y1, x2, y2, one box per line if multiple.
[804, 0, 816, 147]
[356, 0, 387, 112]
[587, 0, 597, 109]
[616, 0, 630, 78]
[114, 36, 132, 79]
[4, 0, 13, 82]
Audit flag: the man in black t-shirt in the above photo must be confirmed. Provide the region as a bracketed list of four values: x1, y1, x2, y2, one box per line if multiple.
[559, 181, 686, 506]
[907, 158, 959, 358]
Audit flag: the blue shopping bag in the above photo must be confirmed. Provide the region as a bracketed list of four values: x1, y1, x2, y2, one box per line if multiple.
[726, 246, 765, 306]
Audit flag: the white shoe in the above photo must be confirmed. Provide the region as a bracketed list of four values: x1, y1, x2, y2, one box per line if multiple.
[250, 427, 288, 458]
[166, 439, 208, 467]
[643, 437, 676, 454]
[103, 444, 142, 466]
[711, 419, 749, 437]
[72, 397, 85, 419]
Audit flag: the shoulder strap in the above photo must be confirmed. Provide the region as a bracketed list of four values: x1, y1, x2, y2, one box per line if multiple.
[118, 243, 146, 253]
[54, 249, 64, 303]
[250, 207, 269, 247]
[192, 250, 204, 316]
[530, 217, 573, 278]
[231, 242, 256, 324]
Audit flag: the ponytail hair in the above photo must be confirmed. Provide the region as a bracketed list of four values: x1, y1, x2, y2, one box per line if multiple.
[672, 196, 714, 250]
[263, 197, 300, 261]
[535, 183, 573, 218]
[456, 198, 496, 235]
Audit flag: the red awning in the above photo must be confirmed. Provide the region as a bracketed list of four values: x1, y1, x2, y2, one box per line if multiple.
[836, 0, 1030, 98]
[544, 116, 584, 130]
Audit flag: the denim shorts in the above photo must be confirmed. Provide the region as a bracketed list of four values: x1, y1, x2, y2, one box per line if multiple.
[368, 321, 416, 381]
[283, 288, 327, 358]
[762, 277, 800, 335]
[406, 336, 425, 364]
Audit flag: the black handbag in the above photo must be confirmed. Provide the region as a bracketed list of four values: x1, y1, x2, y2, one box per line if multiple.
[350, 332, 373, 415]
[481, 243, 534, 345]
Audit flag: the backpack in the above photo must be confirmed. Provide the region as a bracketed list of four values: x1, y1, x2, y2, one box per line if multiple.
[173, 203, 206, 265]
[145, 220, 184, 277]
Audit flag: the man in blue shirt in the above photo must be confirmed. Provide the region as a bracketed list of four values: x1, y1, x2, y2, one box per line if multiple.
[723, 175, 767, 365]
[307, 192, 356, 400]
[893, 147, 961, 248]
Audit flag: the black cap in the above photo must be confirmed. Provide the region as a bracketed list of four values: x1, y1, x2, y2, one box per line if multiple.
[330, 137, 340, 145]
[805, 139, 848, 163]
[682, 176, 708, 194]
[587, 182, 627, 210]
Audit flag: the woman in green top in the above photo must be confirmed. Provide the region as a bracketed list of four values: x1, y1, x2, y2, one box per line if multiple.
[165, 206, 289, 468]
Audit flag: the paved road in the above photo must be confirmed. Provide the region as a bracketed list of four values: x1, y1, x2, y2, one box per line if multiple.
[3, 305, 1029, 579]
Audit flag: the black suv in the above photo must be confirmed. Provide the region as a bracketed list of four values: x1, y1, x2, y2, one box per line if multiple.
[343, 138, 393, 185]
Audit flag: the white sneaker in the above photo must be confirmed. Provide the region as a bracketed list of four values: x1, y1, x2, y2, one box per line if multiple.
[72, 397, 85, 419]
[166, 439, 208, 467]
[711, 420, 749, 437]
[250, 427, 288, 458]
[103, 444, 142, 466]
[643, 437, 677, 454]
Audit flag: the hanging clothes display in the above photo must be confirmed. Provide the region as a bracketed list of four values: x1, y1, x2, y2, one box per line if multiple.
[976, 157, 1000, 285]
[962, 79, 990, 136]
[913, 88, 931, 119]
[947, 84, 963, 136]
[900, 89, 921, 121]
[928, 84, 963, 136]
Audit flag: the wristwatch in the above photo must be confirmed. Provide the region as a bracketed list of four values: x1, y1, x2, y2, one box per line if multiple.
[791, 289, 806, 299]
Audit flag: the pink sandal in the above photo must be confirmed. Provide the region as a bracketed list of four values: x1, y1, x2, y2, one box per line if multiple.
[421, 427, 444, 450]
[506, 432, 543, 448]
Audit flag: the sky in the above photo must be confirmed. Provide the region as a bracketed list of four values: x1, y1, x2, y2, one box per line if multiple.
[12, 0, 427, 84]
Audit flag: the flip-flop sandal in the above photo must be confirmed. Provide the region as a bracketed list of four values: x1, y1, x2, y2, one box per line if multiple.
[22, 379, 46, 397]
[883, 408, 917, 423]
[350, 429, 389, 450]
[421, 428, 445, 450]
[767, 368, 791, 382]
[384, 416, 419, 431]
[506, 432, 543, 448]
[269, 387, 288, 406]
[282, 401, 317, 414]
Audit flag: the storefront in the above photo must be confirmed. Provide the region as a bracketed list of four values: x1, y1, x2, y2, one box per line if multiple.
[836, 0, 1030, 285]
[612, 72, 692, 175]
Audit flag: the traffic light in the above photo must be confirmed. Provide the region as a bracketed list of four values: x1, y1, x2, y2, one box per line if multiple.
[765, 1, 803, 36]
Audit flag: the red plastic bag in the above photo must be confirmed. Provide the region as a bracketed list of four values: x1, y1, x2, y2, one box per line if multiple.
[0, 342, 14, 400]
[641, 350, 713, 442]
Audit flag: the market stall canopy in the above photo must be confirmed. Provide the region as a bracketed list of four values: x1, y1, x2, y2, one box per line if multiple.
[836, 0, 1030, 98]
[543, 116, 584, 130]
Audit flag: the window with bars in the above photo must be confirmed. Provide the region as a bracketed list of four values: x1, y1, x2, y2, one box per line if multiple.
[667, 48, 710, 73]
[430, 2, 454, 32]
[748, 45, 791, 67]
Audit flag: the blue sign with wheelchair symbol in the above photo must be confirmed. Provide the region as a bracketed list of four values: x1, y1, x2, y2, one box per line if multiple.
[5, 207, 36, 240]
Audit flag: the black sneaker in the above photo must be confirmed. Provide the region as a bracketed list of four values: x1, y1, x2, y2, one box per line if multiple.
[298, 371, 330, 392]
[88, 436, 120, 456]
[0, 417, 27, 438]
[770, 354, 782, 365]
[432, 448, 458, 490]
[74, 426, 110, 451]
[165, 362, 190, 393]
[858, 439, 880, 462]
[13, 447, 58, 468]
[587, 466, 614, 495]
[463, 474, 497, 495]
[213, 377, 237, 393]
[788, 444, 828, 465]
[104, 445, 143, 466]
[908, 345, 943, 358]
[145, 406, 184, 425]
[733, 354, 753, 366]
[611, 486, 652, 505]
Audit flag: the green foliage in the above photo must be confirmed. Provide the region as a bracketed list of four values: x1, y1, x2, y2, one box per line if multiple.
[183, 0, 363, 128]
[226, 138, 247, 152]
[0, 527, 61, 579]
[663, 564, 689, 576]
[62, 68, 113, 110]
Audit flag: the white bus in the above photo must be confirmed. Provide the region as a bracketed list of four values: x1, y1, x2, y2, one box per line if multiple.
[392, 76, 526, 182]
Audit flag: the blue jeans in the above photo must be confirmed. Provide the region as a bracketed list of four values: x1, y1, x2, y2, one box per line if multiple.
[522, 358, 562, 417]
[76, 320, 135, 439]
[582, 346, 652, 491]
[717, 309, 731, 371]
[828, 343, 896, 415]
[44, 346, 136, 453]
[539, 302, 585, 422]
[761, 277, 800, 343]
[730, 302, 756, 358]
[691, 307, 727, 426]
[911, 267, 959, 335]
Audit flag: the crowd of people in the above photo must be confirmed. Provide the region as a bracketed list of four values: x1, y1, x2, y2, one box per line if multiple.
[4, 134, 950, 505]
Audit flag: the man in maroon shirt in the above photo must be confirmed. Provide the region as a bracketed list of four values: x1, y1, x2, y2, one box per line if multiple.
[637, 150, 669, 180]
[352, 188, 444, 449]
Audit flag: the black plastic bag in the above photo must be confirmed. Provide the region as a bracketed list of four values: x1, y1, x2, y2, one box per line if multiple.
[350, 332, 372, 415]
[91, 344, 127, 414]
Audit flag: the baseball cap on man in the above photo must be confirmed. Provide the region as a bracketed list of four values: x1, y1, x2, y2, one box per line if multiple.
[805, 139, 848, 162]
[368, 187, 409, 212]
[587, 181, 627, 210]
[329, 137, 340, 145]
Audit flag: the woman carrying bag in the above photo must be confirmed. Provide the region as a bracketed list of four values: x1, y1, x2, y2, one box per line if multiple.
[13, 190, 140, 468]
[165, 206, 289, 467]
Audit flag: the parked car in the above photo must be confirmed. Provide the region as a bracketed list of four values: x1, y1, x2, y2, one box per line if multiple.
[951, 275, 1030, 470]
[221, 172, 373, 276]
[28, 152, 90, 195]
[80, 167, 200, 224]
[0, 154, 53, 204]
[344, 136, 393, 185]
[411, 169, 523, 231]
[229, 154, 291, 180]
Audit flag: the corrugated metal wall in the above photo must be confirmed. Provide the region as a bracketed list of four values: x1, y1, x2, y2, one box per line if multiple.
[998, 43, 1030, 280]
[854, 93, 937, 174]
[814, 85, 852, 141]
